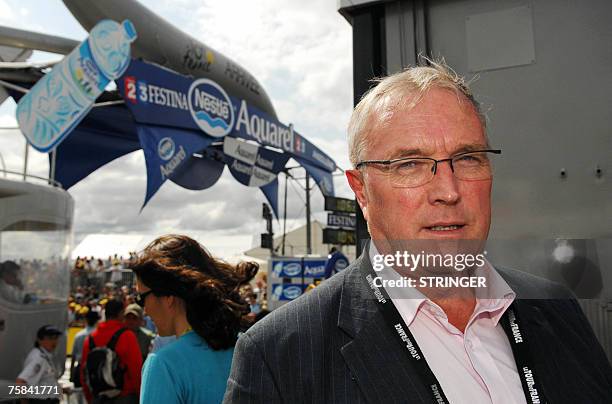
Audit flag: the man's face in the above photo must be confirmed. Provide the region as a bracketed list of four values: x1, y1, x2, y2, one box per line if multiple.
[347, 88, 492, 244]
[124, 313, 141, 331]
[39, 335, 59, 352]
[2, 269, 21, 288]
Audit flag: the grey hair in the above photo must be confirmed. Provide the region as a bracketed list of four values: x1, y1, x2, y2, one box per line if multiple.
[347, 59, 486, 167]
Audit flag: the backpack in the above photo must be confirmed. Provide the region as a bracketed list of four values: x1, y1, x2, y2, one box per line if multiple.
[85, 328, 128, 398]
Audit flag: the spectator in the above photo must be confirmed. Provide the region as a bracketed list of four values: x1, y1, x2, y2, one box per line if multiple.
[142, 314, 156, 333]
[109, 263, 122, 285]
[71, 311, 100, 386]
[130, 234, 257, 404]
[323, 247, 350, 279]
[16, 325, 64, 403]
[80, 299, 142, 403]
[0, 260, 30, 304]
[123, 304, 155, 362]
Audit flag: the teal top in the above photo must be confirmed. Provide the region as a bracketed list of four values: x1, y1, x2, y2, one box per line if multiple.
[140, 331, 234, 404]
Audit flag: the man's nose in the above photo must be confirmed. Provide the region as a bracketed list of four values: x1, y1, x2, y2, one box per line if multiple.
[427, 160, 460, 205]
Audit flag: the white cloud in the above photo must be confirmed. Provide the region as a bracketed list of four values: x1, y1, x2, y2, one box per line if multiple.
[0, 0, 15, 24]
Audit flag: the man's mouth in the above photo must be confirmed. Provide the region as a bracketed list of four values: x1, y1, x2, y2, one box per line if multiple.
[425, 224, 465, 231]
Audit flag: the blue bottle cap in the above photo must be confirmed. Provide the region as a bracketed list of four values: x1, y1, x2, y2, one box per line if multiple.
[122, 20, 137, 42]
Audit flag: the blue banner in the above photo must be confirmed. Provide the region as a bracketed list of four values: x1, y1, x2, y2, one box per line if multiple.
[52, 103, 141, 190]
[294, 156, 335, 196]
[168, 153, 224, 191]
[119, 59, 336, 174]
[324, 251, 350, 278]
[137, 125, 216, 207]
[270, 284, 307, 301]
[270, 258, 327, 278]
[260, 179, 280, 218]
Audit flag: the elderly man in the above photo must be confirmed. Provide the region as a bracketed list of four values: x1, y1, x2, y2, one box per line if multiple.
[224, 63, 612, 403]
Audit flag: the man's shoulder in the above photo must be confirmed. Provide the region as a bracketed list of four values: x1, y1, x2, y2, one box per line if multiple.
[75, 328, 90, 339]
[94, 322, 137, 345]
[24, 348, 42, 363]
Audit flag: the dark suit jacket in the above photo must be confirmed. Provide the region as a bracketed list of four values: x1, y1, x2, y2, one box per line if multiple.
[224, 250, 612, 403]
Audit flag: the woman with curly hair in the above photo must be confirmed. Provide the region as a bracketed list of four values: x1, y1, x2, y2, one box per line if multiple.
[130, 235, 258, 404]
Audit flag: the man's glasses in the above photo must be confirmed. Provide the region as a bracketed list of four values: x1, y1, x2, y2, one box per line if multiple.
[355, 149, 501, 188]
[135, 290, 154, 307]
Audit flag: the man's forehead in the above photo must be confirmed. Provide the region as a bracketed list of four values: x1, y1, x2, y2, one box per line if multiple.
[388, 142, 489, 159]
[368, 120, 487, 159]
[367, 89, 486, 158]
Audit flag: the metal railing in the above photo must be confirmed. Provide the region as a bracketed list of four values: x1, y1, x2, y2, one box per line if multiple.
[0, 167, 63, 188]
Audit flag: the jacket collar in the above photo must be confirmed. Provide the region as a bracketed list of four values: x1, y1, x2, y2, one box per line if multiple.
[337, 246, 378, 338]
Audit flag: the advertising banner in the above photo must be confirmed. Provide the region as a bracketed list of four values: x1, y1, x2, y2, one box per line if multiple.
[294, 156, 335, 196]
[223, 136, 290, 188]
[270, 258, 327, 278]
[17, 19, 137, 152]
[119, 59, 336, 174]
[327, 212, 356, 229]
[137, 124, 216, 206]
[270, 284, 307, 301]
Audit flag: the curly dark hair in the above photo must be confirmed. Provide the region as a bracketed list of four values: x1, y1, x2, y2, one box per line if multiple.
[130, 234, 258, 350]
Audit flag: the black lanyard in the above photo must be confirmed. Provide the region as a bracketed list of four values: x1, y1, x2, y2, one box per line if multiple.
[360, 265, 547, 404]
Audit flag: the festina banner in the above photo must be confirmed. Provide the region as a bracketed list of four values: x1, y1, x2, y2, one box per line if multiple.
[119, 59, 336, 199]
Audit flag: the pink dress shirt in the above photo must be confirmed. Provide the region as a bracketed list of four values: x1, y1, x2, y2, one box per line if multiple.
[370, 243, 527, 404]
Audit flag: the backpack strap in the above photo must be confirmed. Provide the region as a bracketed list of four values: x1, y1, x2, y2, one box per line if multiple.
[107, 328, 128, 351]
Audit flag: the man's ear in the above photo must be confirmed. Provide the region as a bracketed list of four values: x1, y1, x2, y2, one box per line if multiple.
[346, 169, 370, 221]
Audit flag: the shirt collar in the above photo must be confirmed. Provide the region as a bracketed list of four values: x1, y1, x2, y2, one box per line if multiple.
[472, 260, 516, 326]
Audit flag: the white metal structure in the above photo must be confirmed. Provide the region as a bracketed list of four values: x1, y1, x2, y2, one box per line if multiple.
[0, 175, 74, 400]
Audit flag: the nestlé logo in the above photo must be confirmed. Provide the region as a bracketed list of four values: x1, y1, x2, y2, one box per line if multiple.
[158, 137, 176, 161]
[188, 78, 234, 138]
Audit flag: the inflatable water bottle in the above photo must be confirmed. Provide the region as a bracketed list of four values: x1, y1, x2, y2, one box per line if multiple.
[16, 19, 137, 153]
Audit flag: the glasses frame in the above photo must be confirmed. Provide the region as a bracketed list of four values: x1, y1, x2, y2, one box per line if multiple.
[355, 149, 501, 187]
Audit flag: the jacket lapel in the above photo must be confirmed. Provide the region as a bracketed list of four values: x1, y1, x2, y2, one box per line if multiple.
[337, 248, 431, 404]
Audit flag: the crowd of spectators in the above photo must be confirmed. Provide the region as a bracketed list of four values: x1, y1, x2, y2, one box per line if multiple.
[68, 254, 269, 328]
[0, 257, 69, 304]
[63, 238, 270, 403]
[71, 253, 137, 290]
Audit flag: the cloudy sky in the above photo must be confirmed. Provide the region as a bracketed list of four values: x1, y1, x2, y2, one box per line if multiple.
[0, 0, 354, 258]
